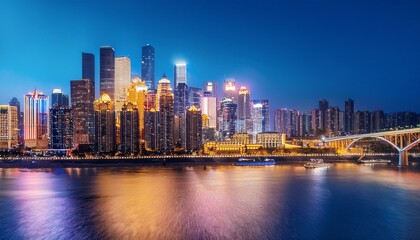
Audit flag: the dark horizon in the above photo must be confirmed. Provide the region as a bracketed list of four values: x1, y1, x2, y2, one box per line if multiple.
[1, 0, 419, 113]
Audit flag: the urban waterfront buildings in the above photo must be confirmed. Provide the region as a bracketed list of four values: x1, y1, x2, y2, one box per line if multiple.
[156, 75, 175, 154]
[82, 52, 95, 99]
[0, 105, 18, 149]
[237, 86, 251, 134]
[223, 78, 238, 101]
[345, 99, 354, 134]
[9, 97, 23, 144]
[141, 44, 155, 90]
[71, 79, 95, 147]
[94, 94, 116, 154]
[201, 92, 217, 129]
[219, 98, 237, 140]
[114, 56, 131, 112]
[100, 46, 115, 99]
[120, 102, 140, 155]
[49, 106, 73, 149]
[24, 91, 49, 148]
[186, 105, 202, 152]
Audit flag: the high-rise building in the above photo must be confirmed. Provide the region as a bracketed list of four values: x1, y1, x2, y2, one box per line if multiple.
[371, 110, 384, 132]
[237, 86, 251, 134]
[9, 97, 23, 144]
[223, 78, 238, 101]
[319, 99, 329, 129]
[218, 98, 237, 140]
[203, 81, 217, 98]
[71, 79, 95, 146]
[127, 77, 148, 150]
[82, 52, 95, 99]
[94, 94, 116, 154]
[174, 63, 187, 87]
[120, 102, 140, 155]
[189, 87, 202, 109]
[0, 105, 18, 149]
[326, 107, 340, 137]
[141, 44, 155, 90]
[174, 83, 189, 115]
[51, 89, 69, 107]
[344, 99, 354, 134]
[144, 108, 159, 151]
[100, 46, 115, 99]
[260, 100, 270, 132]
[156, 75, 175, 154]
[201, 92, 217, 129]
[186, 105, 202, 152]
[24, 91, 49, 148]
[274, 108, 288, 134]
[114, 56, 131, 111]
[311, 109, 322, 134]
[251, 103, 263, 142]
[49, 106, 73, 149]
[298, 114, 311, 137]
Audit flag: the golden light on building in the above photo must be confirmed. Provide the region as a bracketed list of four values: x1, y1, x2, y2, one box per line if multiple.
[202, 114, 210, 128]
[127, 77, 148, 149]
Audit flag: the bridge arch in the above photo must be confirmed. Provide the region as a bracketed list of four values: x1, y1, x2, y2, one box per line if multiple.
[345, 136, 401, 152]
[402, 138, 420, 151]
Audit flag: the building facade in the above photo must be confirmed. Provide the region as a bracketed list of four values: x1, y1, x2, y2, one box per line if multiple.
[24, 91, 49, 148]
[186, 105, 202, 152]
[94, 94, 116, 154]
[49, 106, 73, 149]
[71, 79, 95, 146]
[0, 105, 18, 149]
[141, 44, 155, 90]
[100, 46, 115, 99]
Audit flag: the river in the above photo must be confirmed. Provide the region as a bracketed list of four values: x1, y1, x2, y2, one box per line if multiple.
[0, 163, 420, 239]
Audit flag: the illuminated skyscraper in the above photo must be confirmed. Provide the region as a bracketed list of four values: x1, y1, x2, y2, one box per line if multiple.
[203, 81, 217, 98]
[274, 108, 288, 134]
[251, 103, 263, 142]
[174, 63, 188, 116]
[24, 91, 49, 148]
[201, 92, 217, 128]
[51, 89, 69, 107]
[156, 75, 175, 154]
[120, 102, 140, 155]
[49, 106, 73, 149]
[174, 63, 187, 87]
[9, 97, 23, 144]
[94, 94, 116, 154]
[237, 86, 251, 134]
[186, 105, 202, 152]
[189, 87, 202, 109]
[127, 77, 148, 150]
[223, 78, 237, 101]
[71, 79, 95, 146]
[115, 56, 131, 111]
[0, 105, 18, 149]
[144, 108, 158, 151]
[82, 52, 95, 99]
[298, 113, 311, 137]
[141, 44, 155, 90]
[100, 46, 115, 99]
[219, 98, 237, 140]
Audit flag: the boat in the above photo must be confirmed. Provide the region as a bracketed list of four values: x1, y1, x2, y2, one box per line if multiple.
[304, 159, 333, 169]
[357, 159, 391, 164]
[234, 158, 276, 166]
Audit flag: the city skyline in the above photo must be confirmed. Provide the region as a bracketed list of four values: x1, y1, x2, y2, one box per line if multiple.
[1, 0, 420, 113]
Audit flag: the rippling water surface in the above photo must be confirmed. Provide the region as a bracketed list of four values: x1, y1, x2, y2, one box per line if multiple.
[1, 163, 420, 239]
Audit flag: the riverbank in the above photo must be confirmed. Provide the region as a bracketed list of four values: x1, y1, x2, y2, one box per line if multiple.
[0, 155, 409, 168]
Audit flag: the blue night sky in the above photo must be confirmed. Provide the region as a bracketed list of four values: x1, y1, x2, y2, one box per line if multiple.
[1, 0, 419, 113]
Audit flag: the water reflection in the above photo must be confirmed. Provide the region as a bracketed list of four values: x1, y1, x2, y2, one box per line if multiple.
[0, 164, 420, 239]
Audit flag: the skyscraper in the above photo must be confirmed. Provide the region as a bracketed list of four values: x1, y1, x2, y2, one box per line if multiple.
[24, 91, 49, 148]
[219, 98, 237, 140]
[237, 86, 251, 134]
[114, 56, 131, 111]
[9, 97, 23, 144]
[144, 108, 159, 151]
[251, 103, 263, 142]
[51, 89, 69, 107]
[120, 102, 140, 155]
[174, 63, 187, 87]
[186, 105, 202, 152]
[0, 105, 18, 149]
[141, 44, 155, 90]
[127, 77, 148, 150]
[251, 100, 270, 133]
[319, 99, 329, 129]
[223, 78, 237, 101]
[100, 46, 115, 99]
[203, 81, 217, 98]
[82, 52, 95, 99]
[274, 108, 288, 135]
[189, 87, 202, 109]
[94, 94, 116, 154]
[156, 75, 175, 154]
[201, 92, 217, 129]
[71, 79, 95, 146]
[49, 106, 73, 149]
[344, 99, 354, 134]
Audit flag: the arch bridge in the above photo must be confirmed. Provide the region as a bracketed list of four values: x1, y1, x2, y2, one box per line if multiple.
[323, 128, 420, 166]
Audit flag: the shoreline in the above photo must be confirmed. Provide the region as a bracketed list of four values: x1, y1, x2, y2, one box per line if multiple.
[0, 155, 410, 168]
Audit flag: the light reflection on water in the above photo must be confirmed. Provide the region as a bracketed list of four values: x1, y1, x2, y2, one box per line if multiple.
[0, 164, 420, 239]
